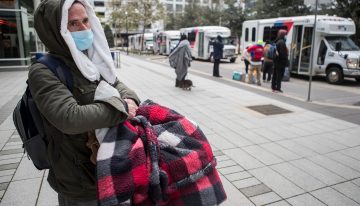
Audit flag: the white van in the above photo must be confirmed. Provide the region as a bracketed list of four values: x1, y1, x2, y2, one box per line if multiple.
[180, 26, 237, 63]
[154, 30, 180, 55]
[241, 15, 360, 84]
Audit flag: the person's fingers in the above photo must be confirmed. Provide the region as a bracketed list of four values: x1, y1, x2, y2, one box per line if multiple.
[124, 99, 138, 119]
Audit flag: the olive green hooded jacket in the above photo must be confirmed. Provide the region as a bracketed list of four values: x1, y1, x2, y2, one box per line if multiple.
[29, 0, 139, 200]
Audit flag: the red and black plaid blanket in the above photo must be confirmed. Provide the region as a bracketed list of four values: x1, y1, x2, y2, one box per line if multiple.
[97, 100, 226, 206]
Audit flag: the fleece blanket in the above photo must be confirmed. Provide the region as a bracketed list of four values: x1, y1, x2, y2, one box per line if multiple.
[97, 99, 226, 206]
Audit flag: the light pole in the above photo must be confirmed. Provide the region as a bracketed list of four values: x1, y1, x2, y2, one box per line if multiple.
[307, 0, 319, 102]
[125, 11, 129, 55]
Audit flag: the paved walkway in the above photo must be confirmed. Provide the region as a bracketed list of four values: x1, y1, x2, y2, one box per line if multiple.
[0, 54, 359, 205]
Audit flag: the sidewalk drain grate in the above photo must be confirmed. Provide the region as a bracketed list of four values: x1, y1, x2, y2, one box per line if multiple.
[247, 104, 292, 115]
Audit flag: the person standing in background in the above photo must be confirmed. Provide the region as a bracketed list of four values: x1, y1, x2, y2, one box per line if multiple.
[241, 46, 250, 75]
[262, 41, 274, 83]
[272, 29, 288, 93]
[212, 35, 224, 77]
[247, 40, 264, 86]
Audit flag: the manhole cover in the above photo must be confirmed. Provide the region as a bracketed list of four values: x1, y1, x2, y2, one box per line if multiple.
[247, 104, 292, 115]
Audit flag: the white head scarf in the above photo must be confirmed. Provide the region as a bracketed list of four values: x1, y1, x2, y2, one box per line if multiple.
[60, 0, 116, 84]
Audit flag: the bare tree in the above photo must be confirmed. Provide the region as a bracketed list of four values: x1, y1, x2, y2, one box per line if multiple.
[128, 0, 165, 52]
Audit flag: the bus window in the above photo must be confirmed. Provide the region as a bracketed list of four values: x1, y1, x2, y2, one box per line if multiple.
[245, 28, 249, 41]
[263, 27, 271, 42]
[318, 40, 327, 65]
[188, 30, 196, 44]
[271, 26, 288, 41]
[252, 27, 256, 42]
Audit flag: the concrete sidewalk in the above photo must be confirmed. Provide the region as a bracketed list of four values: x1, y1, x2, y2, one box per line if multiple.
[0, 54, 360, 206]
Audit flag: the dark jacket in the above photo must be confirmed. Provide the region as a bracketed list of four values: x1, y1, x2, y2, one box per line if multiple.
[274, 38, 288, 68]
[30, 0, 140, 200]
[212, 39, 224, 60]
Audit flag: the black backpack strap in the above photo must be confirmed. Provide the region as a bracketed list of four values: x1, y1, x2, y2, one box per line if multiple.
[37, 54, 74, 91]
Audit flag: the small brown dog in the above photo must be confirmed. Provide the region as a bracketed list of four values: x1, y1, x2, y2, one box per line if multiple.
[180, 79, 193, 90]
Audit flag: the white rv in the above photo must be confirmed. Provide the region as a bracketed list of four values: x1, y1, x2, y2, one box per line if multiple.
[180, 26, 237, 63]
[153, 30, 180, 55]
[143, 33, 154, 52]
[128, 33, 154, 52]
[241, 15, 360, 84]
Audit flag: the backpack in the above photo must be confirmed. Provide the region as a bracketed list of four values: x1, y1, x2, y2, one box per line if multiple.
[249, 46, 264, 62]
[12, 54, 73, 170]
[266, 43, 277, 60]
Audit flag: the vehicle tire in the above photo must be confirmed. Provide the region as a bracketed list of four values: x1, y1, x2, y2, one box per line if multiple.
[355, 77, 360, 83]
[230, 58, 236, 63]
[326, 67, 343, 84]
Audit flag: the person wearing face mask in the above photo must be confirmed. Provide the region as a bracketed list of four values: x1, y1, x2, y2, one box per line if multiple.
[272, 29, 288, 93]
[28, 0, 140, 205]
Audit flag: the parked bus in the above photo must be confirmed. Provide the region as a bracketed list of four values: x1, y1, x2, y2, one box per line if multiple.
[241, 15, 360, 84]
[153, 30, 180, 55]
[180, 26, 237, 63]
[128, 33, 154, 52]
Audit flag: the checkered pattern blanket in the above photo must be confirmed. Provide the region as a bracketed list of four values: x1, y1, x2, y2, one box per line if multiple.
[97, 100, 226, 206]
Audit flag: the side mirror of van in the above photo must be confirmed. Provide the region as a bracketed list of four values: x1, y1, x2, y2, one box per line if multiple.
[335, 42, 342, 51]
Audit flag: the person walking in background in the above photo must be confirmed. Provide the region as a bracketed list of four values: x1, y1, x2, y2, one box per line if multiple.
[262, 40, 274, 83]
[241, 46, 250, 75]
[29, 0, 140, 205]
[247, 40, 264, 86]
[212, 35, 224, 77]
[168, 34, 192, 87]
[272, 29, 288, 93]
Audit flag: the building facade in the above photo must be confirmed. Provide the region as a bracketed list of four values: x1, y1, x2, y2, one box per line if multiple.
[0, 0, 41, 68]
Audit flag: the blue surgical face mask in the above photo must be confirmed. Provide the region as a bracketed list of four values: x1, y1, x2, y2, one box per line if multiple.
[70, 29, 94, 51]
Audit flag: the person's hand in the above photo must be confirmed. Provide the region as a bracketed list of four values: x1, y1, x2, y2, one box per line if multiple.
[124, 98, 138, 119]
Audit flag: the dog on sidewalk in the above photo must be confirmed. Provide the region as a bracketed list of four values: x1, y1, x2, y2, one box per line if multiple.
[179, 79, 194, 91]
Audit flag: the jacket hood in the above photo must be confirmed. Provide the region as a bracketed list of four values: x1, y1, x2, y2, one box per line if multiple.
[34, 0, 117, 84]
[34, 0, 71, 57]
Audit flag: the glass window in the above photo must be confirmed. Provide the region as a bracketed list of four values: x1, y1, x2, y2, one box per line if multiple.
[0, 0, 16, 9]
[20, 0, 34, 13]
[263, 26, 271, 42]
[325, 36, 360, 51]
[188, 30, 196, 43]
[166, 4, 173, 12]
[252, 27, 256, 42]
[96, 12, 105, 18]
[0, 10, 20, 58]
[176, 4, 182, 12]
[94, 1, 105, 7]
[318, 40, 327, 65]
[245, 28, 249, 41]
[0, 9, 35, 66]
[263, 26, 287, 42]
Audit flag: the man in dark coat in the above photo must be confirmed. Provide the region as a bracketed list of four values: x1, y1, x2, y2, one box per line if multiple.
[272, 29, 288, 93]
[212, 35, 224, 77]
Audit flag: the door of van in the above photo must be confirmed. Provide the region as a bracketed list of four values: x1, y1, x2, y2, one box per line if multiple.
[316, 40, 327, 68]
[290, 26, 314, 74]
[198, 31, 204, 58]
